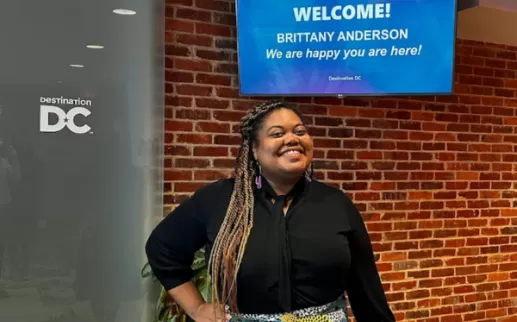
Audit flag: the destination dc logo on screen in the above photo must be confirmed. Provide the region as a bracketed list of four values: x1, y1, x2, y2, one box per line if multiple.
[39, 96, 93, 134]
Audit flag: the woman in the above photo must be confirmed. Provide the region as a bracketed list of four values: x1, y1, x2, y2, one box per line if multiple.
[146, 100, 395, 322]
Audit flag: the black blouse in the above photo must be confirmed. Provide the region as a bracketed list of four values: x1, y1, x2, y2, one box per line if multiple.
[145, 177, 395, 321]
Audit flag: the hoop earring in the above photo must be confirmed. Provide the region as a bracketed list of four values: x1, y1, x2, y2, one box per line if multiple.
[255, 163, 262, 189]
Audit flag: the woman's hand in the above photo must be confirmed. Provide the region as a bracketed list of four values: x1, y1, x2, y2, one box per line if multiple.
[191, 303, 232, 322]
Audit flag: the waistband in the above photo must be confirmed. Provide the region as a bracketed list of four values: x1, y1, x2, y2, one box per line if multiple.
[227, 296, 348, 322]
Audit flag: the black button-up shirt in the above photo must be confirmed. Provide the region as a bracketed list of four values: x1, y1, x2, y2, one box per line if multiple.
[145, 177, 395, 321]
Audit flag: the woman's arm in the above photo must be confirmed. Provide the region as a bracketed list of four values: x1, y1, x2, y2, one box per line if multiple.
[169, 281, 207, 318]
[145, 191, 209, 319]
[342, 195, 396, 322]
[145, 180, 232, 322]
[168, 282, 230, 322]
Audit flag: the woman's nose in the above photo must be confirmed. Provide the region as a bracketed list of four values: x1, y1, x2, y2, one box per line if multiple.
[284, 132, 300, 145]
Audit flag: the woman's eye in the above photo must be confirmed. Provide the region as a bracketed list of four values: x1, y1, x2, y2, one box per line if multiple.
[271, 132, 283, 137]
[295, 129, 307, 135]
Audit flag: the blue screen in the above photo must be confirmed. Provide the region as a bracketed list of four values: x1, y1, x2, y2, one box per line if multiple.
[235, 0, 457, 96]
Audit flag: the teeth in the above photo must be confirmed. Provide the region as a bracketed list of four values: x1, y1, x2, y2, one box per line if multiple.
[284, 150, 300, 155]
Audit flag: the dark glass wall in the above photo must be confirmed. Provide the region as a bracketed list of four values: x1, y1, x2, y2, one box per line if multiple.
[0, 1, 164, 321]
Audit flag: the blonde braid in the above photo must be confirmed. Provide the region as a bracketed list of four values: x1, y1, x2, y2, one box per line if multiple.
[208, 100, 300, 313]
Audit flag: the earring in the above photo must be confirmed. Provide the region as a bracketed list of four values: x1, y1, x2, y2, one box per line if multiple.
[255, 164, 262, 189]
[305, 162, 314, 182]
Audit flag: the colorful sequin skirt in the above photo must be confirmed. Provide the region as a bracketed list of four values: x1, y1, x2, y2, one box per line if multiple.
[227, 296, 348, 322]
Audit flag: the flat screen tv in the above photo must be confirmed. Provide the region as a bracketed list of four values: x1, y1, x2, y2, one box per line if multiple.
[235, 0, 458, 96]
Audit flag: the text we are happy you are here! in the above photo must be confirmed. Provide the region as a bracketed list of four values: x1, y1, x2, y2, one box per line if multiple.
[266, 3, 423, 62]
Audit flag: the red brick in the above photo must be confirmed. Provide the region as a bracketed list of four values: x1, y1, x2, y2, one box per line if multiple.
[193, 146, 228, 157]
[195, 121, 230, 133]
[176, 33, 213, 47]
[166, 71, 194, 83]
[175, 109, 211, 120]
[164, 170, 192, 181]
[165, 19, 194, 33]
[195, 0, 230, 12]
[175, 84, 213, 96]
[175, 8, 211, 22]
[174, 59, 212, 72]
[176, 134, 212, 144]
[213, 12, 236, 26]
[196, 73, 231, 86]
[194, 170, 230, 181]
[214, 135, 240, 145]
[164, 145, 191, 156]
[163, 3, 517, 321]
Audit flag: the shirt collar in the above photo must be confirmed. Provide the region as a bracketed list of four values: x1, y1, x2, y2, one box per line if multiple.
[256, 175, 309, 202]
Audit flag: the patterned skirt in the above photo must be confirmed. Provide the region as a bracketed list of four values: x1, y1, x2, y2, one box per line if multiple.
[227, 297, 348, 322]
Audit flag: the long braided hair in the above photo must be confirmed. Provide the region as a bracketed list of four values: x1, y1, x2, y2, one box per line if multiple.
[207, 100, 307, 313]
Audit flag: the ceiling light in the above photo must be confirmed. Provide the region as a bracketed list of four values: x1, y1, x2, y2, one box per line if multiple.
[113, 9, 136, 15]
[70, 64, 84, 68]
[86, 45, 104, 49]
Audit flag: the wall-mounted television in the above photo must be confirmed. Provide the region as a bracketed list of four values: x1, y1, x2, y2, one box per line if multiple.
[235, 0, 458, 96]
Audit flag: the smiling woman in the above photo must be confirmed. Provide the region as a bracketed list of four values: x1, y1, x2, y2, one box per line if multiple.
[145, 100, 396, 322]
[250, 106, 313, 190]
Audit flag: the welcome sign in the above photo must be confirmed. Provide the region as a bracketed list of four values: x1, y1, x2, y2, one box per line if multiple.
[235, 0, 457, 96]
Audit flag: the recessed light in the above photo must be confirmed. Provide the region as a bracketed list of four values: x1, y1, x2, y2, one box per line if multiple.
[70, 64, 84, 68]
[113, 9, 136, 15]
[86, 45, 104, 49]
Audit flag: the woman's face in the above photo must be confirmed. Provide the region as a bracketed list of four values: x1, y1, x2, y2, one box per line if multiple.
[252, 108, 313, 180]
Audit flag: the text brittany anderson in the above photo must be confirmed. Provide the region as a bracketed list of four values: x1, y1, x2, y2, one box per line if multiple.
[277, 29, 408, 43]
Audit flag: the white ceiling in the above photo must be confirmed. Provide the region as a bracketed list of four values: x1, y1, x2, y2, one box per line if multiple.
[457, 0, 517, 46]
[0, 0, 145, 84]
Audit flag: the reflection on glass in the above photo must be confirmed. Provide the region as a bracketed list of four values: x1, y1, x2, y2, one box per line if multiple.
[0, 1, 163, 322]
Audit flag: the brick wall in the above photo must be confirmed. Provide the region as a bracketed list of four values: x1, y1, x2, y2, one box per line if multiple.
[164, 1, 517, 321]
